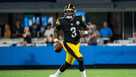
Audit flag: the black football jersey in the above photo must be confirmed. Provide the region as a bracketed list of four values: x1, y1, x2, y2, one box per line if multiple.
[56, 16, 86, 44]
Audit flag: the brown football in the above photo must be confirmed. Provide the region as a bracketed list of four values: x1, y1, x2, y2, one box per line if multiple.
[54, 41, 63, 53]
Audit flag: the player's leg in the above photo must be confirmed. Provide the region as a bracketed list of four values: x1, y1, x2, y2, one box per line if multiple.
[65, 42, 87, 77]
[53, 54, 74, 76]
[49, 42, 75, 77]
[51, 62, 71, 77]
[77, 57, 87, 77]
[59, 52, 75, 72]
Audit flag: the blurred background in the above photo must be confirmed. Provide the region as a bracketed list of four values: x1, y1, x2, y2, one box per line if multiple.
[0, 0, 136, 77]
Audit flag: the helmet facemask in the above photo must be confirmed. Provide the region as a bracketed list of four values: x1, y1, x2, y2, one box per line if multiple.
[64, 4, 75, 19]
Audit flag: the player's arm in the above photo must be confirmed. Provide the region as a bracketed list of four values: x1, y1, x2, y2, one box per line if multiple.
[79, 16, 88, 30]
[54, 18, 62, 38]
[78, 16, 89, 35]
[54, 18, 63, 53]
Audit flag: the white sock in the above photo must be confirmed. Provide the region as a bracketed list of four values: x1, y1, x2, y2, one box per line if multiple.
[81, 70, 87, 77]
[54, 69, 62, 76]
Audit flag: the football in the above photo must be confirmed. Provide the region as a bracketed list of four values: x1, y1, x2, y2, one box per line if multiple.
[54, 41, 63, 53]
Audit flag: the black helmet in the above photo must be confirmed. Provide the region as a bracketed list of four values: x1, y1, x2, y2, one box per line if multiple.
[64, 3, 75, 13]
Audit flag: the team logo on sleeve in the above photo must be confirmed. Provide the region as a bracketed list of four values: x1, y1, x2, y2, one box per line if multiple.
[76, 21, 80, 25]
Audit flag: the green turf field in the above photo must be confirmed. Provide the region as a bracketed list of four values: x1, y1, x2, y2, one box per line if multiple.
[0, 69, 135, 77]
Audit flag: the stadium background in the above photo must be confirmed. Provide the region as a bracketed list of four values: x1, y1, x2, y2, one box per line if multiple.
[0, 0, 136, 77]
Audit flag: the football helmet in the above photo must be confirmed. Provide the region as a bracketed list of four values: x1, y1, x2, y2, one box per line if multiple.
[64, 3, 76, 18]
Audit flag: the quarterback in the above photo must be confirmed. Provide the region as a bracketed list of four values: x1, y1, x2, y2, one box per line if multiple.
[50, 3, 87, 77]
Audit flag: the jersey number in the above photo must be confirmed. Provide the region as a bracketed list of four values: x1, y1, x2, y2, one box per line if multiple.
[70, 27, 77, 38]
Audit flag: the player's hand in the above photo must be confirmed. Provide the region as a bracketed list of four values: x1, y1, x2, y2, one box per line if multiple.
[54, 39, 63, 53]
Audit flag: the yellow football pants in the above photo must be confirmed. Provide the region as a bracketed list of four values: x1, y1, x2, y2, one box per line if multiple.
[63, 42, 82, 64]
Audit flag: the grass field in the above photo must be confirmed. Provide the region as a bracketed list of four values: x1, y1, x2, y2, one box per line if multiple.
[0, 69, 135, 77]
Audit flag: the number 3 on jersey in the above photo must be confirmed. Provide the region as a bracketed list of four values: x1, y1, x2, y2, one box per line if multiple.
[70, 27, 77, 38]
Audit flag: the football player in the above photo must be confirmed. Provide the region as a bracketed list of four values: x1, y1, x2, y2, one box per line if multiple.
[49, 3, 87, 77]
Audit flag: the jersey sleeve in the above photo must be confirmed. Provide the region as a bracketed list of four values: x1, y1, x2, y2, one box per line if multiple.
[56, 18, 62, 31]
[77, 16, 87, 29]
[81, 16, 87, 29]
[54, 18, 62, 38]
